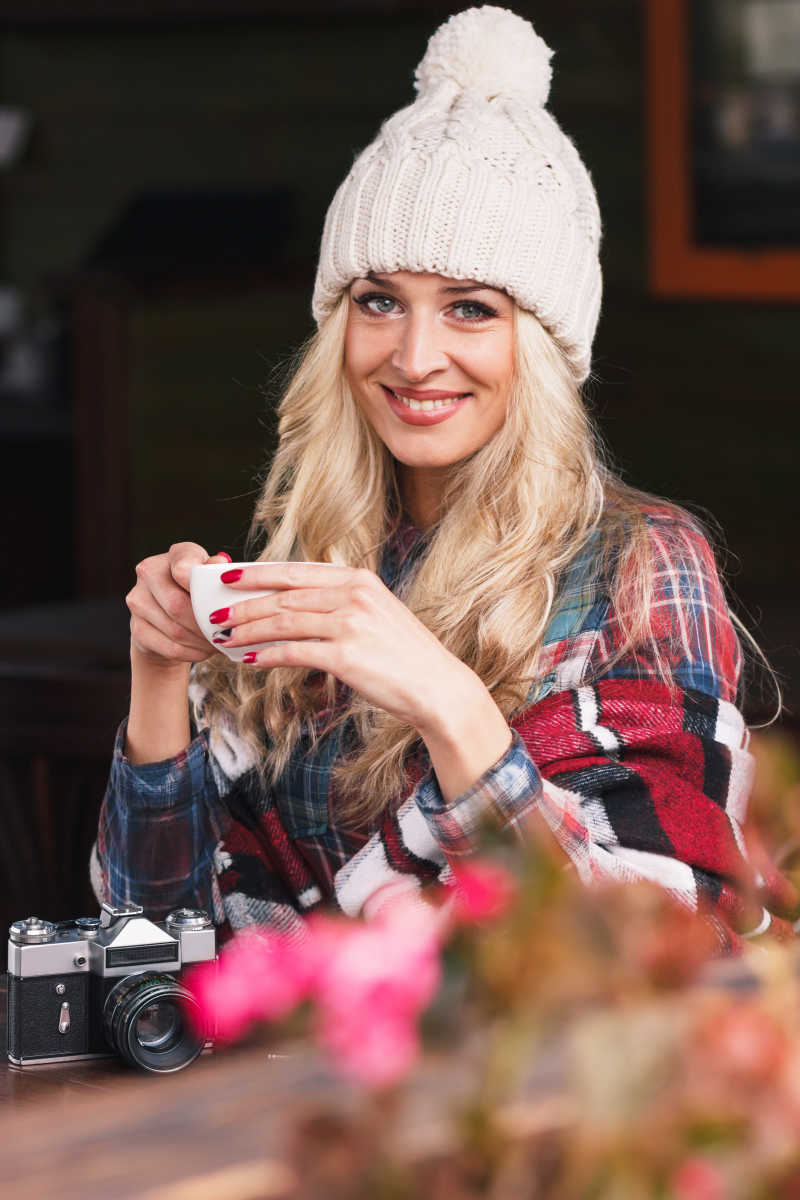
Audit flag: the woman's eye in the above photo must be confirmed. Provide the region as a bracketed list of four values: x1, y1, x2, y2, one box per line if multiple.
[452, 301, 495, 321]
[354, 293, 398, 315]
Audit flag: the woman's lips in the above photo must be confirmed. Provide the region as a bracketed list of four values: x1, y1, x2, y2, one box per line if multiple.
[381, 385, 470, 426]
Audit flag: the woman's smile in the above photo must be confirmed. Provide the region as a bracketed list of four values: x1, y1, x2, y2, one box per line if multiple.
[381, 384, 472, 425]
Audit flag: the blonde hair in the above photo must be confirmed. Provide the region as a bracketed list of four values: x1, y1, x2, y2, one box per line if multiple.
[197, 293, 734, 823]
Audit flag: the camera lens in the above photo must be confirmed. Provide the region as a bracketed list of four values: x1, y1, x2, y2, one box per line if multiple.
[104, 973, 206, 1073]
[135, 1002, 181, 1051]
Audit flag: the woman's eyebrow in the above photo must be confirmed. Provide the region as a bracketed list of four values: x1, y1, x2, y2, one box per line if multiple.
[363, 271, 398, 288]
[441, 282, 497, 294]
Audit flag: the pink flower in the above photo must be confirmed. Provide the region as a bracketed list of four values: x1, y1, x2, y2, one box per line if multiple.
[317, 1004, 420, 1089]
[308, 901, 443, 1087]
[187, 897, 446, 1088]
[187, 928, 313, 1043]
[672, 1157, 726, 1200]
[448, 859, 517, 924]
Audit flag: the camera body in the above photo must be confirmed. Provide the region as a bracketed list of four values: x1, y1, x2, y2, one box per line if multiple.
[7, 902, 215, 1073]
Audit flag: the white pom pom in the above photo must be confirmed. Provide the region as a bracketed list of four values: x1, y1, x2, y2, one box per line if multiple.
[414, 6, 553, 108]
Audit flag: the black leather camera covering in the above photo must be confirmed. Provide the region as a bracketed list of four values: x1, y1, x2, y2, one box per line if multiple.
[7, 973, 89, 1060]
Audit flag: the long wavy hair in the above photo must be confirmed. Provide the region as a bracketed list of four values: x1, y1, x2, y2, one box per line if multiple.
[196, 291, 748, 824]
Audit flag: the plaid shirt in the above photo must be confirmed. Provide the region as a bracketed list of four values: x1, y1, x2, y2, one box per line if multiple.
[92, 506, 789, 947]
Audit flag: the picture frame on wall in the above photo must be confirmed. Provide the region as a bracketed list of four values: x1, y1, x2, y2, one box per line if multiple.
[647, 0, 800, 298]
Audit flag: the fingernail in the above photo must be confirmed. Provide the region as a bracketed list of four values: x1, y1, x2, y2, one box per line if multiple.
[212, 628, 233, 644]
[221, 569, 243, 584]
[242, 652, 258, 663]
[216, 551, 233, 563]
[209, 607, 232, 625]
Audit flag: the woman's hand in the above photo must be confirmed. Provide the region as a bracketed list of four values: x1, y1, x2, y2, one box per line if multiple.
[127, 542, 231, 669]
[211, 562, 474, 733]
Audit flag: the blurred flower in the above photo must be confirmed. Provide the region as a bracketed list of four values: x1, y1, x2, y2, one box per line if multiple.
[671, 1156, 726, 1200]
[447, 859, 517, 924]
[693, 1000, 789, 1087]
[188, 897, 444, 1087]
[187, 927, 314, 1043]
[317, 1002, 420, 1089]
[309, 901, 443, 1088]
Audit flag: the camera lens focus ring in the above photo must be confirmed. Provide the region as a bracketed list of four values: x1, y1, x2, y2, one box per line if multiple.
[103, 972, 206, 1073]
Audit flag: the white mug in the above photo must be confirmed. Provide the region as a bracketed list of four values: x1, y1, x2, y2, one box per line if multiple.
[190, 561, 335, 663]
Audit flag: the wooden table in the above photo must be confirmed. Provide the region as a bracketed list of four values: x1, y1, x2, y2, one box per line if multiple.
[0, 972, 338, 1199]
[0, 974, 493, 1199]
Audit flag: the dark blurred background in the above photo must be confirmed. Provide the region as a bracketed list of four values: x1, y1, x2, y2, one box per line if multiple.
[0, 0, 797, 929]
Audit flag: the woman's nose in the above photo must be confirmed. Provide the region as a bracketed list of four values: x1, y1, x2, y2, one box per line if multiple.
[390, 314, 449, 381]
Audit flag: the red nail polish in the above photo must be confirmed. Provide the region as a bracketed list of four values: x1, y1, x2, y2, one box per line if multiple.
[216, 551, 233, 563]
[221, 569, 243, 584]
[209, 607, 231, 624]
[242, 652, 258, 663]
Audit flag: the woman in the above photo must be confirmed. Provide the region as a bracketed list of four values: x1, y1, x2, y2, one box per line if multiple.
[93, 6, 790, 948]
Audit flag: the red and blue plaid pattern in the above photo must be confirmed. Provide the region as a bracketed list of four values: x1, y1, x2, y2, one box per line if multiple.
[92, 506, 789, 947]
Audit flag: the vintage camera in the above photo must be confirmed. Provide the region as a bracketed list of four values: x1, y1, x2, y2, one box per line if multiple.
[7, 902, 215, 1073]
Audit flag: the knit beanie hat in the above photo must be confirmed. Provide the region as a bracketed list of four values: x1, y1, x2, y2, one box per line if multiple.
[311, 5, 602, 384]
